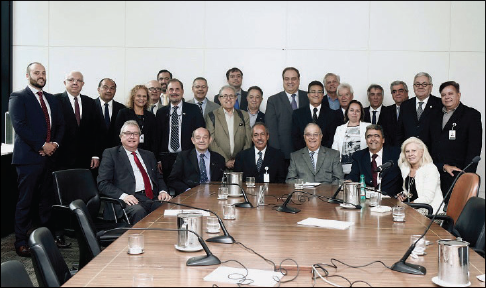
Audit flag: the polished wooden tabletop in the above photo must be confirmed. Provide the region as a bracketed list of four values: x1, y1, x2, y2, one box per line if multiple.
[63, 183, 485, 287]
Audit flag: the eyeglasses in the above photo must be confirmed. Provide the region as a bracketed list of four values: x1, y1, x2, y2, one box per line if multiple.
[148, 87, 162, 92]
[219, 95, 236, 99]
[309, 90, 324, 94]
[193, 85, 207, 89]
[304, 133, 321, 138]
[414, 83, 430, 88]
[66, 78, 84, 83]
[392, 89, 405, 94]
[122, 132, 140, 137]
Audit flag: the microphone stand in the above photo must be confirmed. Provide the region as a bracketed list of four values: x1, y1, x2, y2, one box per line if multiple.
[160, 201, 235, 244]
[227, 183, 254, 208]
[327, 183, 344, 204]
[276, 190, 301, 213]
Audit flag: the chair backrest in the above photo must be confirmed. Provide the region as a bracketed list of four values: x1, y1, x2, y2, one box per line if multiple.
[447, 173, 480, 223]
[69, 199, 102, 269]
[53, 169, 101, 218]
[454, 197, 485, 251]
[1, 260, 34, 287]
[28, 227, 71, 287]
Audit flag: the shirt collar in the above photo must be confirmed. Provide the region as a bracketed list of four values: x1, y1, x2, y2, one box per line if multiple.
[28, 85, 43, 96]
[308, 147, 320, 154]
[371, 105, 382, 112]
[196, 149, 210, 158]
[369, 148, 383, 158]
[255, 146, 267, 154]
[100, 97, 113, 106]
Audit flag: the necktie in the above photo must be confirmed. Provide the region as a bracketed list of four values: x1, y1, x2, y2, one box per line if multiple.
[256, 151, 263, 172]
[310, 151, 316, 172]
[234, 95, 240, 109]
[312, 107, 318, 123]
[417, 101, 424, 120]
[396, 106, 400, 121]
[104, 103, 110, 128]
[291, 94, 297, 110]
[371, 154, 378, 188]
[198, 102, 204, 115]
[199, 154, 208, 183]
[74, 96, 81, 126]
[131, 152, 153, 199]
[170, 106, 180, 151]
[36, 92, 51, 142]
[372, 110, 377, 124]
[151, 104, 157, 114]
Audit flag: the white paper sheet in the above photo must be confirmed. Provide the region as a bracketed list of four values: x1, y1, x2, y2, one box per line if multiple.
[204, 266, 284, 287]
[303, 182, 321, 187]
[297, 217, 353, 230]
[370, 206, 392, 213]
[163, 209, 210, 216]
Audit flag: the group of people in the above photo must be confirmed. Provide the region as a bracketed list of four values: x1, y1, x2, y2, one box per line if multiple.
[9, 62, 482, 258]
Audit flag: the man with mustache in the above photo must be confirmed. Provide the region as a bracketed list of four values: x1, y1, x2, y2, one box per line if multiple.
[156, 69, 172, 107]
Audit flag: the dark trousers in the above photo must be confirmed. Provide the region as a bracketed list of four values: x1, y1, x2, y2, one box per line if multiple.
[160, 152, 178, 184]
[125, 193, 163, 224]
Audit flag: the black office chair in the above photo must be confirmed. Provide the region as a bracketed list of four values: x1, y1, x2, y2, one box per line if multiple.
[1, 260, 34, 287]
[452, 197, 485, 257]
[28, 227, 72, 287]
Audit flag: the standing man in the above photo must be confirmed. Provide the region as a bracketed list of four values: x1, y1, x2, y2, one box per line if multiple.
[214, 67, 248, 110]
[157, 69, 172, 107]
[335, 83, 354, 124]
[95, 78, 125, 150]
[234, 123, 287, 183]
[155, 79, 205, 184]
[246, 86, 265, 127]
[266, 67, 309, 164]
[9, 62, 65, 257]
[323, 73, 339, 110]
[363, 84, 394, 146]
[146, 80, 163, 115]
[187, 77, 220, 119]
[385, 80, 409, 146]
[429, 81, 482, 203]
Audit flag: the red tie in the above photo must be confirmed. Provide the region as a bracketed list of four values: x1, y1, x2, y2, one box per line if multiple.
[371, 154, 378, 188]
[74, 96, 81, 126]
[37, 92, 51, 142]
[131, 152, 153, 199]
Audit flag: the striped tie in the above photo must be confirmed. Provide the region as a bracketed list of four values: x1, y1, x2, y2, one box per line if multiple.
[36, 92, 51, 142]
[170, 106, 179, 151]
[310, 151, 315, 172]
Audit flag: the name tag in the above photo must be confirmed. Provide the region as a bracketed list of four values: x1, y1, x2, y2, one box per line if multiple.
[449, 130, 456, 140]
[139, 134, 145, 143]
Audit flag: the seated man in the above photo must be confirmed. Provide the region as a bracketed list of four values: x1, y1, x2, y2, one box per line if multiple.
[97, 120, 171, 224]
[286, 123, 343, 184]
[346, 124, 402, 197]
[168, 127, 226, 195]
[234, 122, 287, 183]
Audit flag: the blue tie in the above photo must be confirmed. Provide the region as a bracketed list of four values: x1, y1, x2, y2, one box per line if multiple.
[104, 103, 110, 128]
[199, 154, 208, 183]
[234, 94, 240, 109]
[372, 110, 377, 124]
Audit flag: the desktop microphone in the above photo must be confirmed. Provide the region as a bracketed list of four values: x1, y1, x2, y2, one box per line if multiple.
[103, 227, 221, 266]
[327, 183, 344, 204]
[390, 156, 481, 275]
[160, 200, 235, 244]
[375, 160, 394, 172]
[276, 190, 301, 213]
[217, 168, 254, 208]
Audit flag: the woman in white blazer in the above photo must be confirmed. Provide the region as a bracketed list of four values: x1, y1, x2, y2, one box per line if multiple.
[397, 137, 443, 214]
[332, 100, 370, 175]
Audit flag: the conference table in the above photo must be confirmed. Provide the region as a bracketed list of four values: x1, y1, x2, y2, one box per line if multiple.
[63, 183, 485, 287]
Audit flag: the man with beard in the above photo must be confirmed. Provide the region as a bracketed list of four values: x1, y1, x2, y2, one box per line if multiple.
[156, 69, 172, 107]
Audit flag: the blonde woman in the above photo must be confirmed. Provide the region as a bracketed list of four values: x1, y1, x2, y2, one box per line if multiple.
[397, 137, 443, 213]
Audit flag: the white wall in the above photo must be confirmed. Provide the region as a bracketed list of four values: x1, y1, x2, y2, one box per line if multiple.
[11, 1, 485, 196]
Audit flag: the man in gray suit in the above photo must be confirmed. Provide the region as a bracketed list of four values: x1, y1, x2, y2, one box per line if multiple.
[97, 120, 171, 224]
[187, 77, 220, 119]
[286, 123, 343, 184]
[265, 67, 309, 164]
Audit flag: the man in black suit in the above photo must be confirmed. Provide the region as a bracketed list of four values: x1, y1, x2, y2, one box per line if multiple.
[168, 127, 226, 195]
[155, 79, 205, 184]
[363, 84, 395, 146]
[95, 78, 125, 151]
[246, 86, 265, 127]
[214, 67, 248, 110]
[292, 81, 338, 151]
[234, 123, 287, 183]
[9, 62, 65, 257]
[383, 80, 410, 146]
[397, 72, 442, 147]
[429, 81, 482, 203]
[346, 124, 402, 197]
[98, 120, 171, 224]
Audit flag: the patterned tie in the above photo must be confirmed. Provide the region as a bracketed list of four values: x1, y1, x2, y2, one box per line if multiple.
[104, 103, 110, 128]
[74, 96, 81, 126]
[198, 102, 204, 115]
[310, 151, 316, 172]
[291, 94, 297, 110]
[371, 154, 378, 188]
[199, 154, 208, 183]
[170, 106, 180, 151]
[372, 110, 377, 124]
[396, 106, 400, 121]
[36, 92, 51, 142]
[234, 94, 240, 109]
[417, 101, 424, 120]
[313, 107, 318, 123]
[131, 152, 153, 199]
[256, 151, 263, 172]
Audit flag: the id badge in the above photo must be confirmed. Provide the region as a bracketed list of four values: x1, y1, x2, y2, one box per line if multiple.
[139, 134, 145, 143]
[449, 130, 456, 140]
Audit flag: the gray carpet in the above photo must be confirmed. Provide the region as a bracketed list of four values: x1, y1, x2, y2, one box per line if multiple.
[1, 233, 80, 287]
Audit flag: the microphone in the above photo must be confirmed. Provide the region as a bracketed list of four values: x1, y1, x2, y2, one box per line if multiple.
[218, 168, 254, 208]
[327, 183, 344, 204]
[276, 190, 301, 213]
[390, 156, 481, 275]
[160, 200, 235, 244]
[375, 160, 394, 172]
[103, 227, 221, 266]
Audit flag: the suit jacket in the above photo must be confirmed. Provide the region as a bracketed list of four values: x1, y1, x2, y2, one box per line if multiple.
[114, 108, 157, 152]
[364, 105, 396, 146]
[214, 90, 248, 111]
[292, 104, 339, 151]
[187, 98, 220, 119]
[94, 98, 125, 150]
[397, 95, 442, 147]
[334, 108, 346, 126]
[55, 92, 104, 169]
[346, 146, 402, 197]
[9, 87, 65, 165]
[234, 146, 287, 183]
[286, 146, 344, 184]
[265, 90, 309, 159]
[155, 102, 205, 160]
[168, 149, 226, 195]
[254, 111, 265, 124]
[206, 107, 252, 161]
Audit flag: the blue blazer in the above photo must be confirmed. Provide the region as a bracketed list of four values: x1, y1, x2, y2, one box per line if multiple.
[9, 87, 65, 165]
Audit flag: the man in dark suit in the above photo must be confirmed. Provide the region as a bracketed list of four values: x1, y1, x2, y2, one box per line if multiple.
[383, 80, 410, 147]
[9, 62, 65, 257]
[95, 78, 125, 151]
[266, 67, 309, 163]
[363, 84, 395, 146]
[155, 79, 205, 184]
[429, 81, 482, 203]
[346, 124, 402, 197]
[292, 81, 338, 151]
[214, 67, 248, 110]
[246, 86, 265, 127]
[397, 72, 442, 147]
[168, 127, 226, 195]
[234, 123, 287, 183]
[97, 120, 171, 224]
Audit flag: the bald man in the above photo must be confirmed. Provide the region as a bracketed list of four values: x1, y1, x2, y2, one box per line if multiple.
[146, 80, 164, 115]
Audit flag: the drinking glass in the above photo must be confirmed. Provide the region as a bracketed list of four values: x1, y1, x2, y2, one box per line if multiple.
[294, 179, 304, 190]
[128, 234, 144, 254]
[206, 216, 220, 233]
[246, 177, 255, 188]
[392, 206, 406, 222]
[410, 235, 426, 256]
[223, 204, 236, 220]
[133, 273, 153, 287]
[218, 187, 228, 200]
[369, 191, 381, 207]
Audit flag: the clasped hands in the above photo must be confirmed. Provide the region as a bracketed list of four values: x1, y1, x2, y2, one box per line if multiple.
[39, 142, 58, 156]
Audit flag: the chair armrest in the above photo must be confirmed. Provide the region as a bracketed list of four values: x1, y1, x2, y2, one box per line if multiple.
[405, 203, 433, 216]
[426, 214, 455, 233]
[52, 204, 69, 212]
[100, 196, 126, 209]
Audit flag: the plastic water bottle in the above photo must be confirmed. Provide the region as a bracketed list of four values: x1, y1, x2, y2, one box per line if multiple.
[359, 174, 366, 201]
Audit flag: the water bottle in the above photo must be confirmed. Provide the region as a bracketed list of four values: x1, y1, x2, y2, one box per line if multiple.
[359, 174, 366, 201]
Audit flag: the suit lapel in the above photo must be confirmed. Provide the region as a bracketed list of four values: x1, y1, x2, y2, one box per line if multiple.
[362, 149, 372, 180]
[190, 149, 200, 174]
[61, 92, 77, 125]
[119, 146, 135, 180]
[315, 148, 326, 175]
[301, 149, 315, 175]
[216, 109, 230, 137]
[442, 103, 463, 132]
[280, 92, 293, 114]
